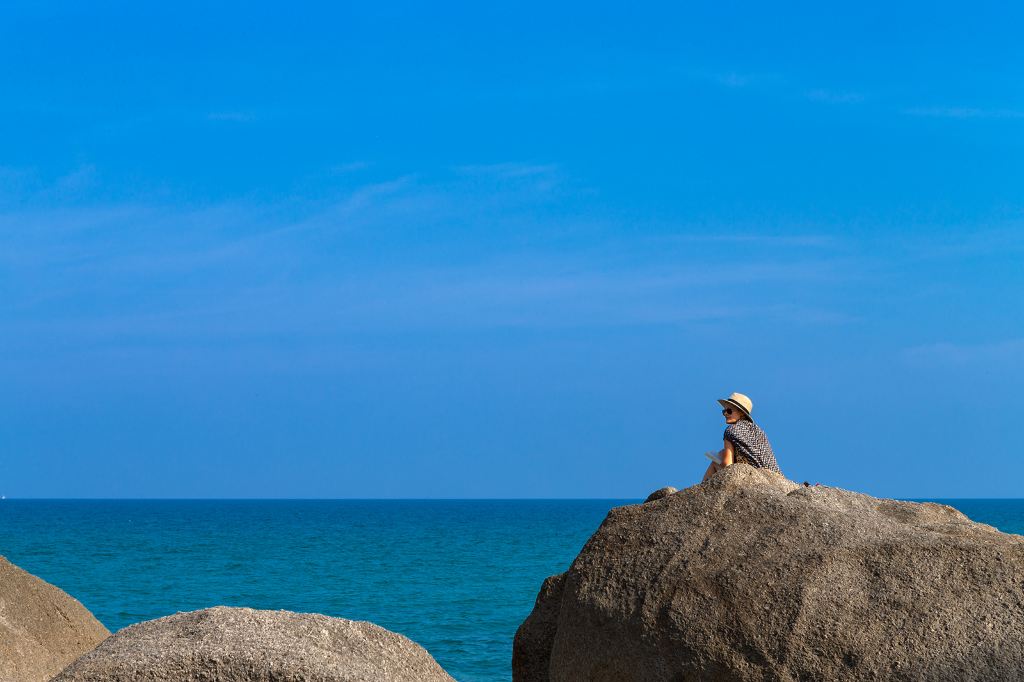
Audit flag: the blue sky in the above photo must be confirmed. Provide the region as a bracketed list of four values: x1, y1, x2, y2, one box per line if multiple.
[2, 1, 1022, 498]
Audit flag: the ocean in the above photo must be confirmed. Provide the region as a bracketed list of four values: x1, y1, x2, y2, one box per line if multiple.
[1, 498, 1022, 681]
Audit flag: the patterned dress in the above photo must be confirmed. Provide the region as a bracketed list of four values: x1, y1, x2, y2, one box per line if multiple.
[724, 420, 782, 475]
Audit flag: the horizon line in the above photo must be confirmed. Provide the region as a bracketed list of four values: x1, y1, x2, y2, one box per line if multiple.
[1, 496, 1021, 502]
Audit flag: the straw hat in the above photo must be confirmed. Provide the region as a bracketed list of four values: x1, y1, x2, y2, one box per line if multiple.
[717, 392, 753, 420]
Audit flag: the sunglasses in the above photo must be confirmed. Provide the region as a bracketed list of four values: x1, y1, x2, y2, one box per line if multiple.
[721, 408, 734, 415]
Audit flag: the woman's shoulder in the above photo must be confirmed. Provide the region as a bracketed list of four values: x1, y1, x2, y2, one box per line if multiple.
[724, 420, 756, 438]
[748, 420, 768, 436]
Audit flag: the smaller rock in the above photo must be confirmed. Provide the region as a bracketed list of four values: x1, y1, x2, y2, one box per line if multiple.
[0, 555, 109, 682]
[643, 486, 677, 503]
[52, 606, 454, 682]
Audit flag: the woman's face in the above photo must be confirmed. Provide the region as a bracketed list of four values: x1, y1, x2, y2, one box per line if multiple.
[722, 405, 743, 424]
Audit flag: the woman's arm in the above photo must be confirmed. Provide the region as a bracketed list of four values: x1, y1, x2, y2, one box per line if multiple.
[703, 440, 736, 483]
[721, 439, 735, 467]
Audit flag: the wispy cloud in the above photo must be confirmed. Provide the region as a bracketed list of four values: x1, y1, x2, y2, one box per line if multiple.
[454, 162, 559, 179]
[329, 161, 370, 174]
[453, 162, 564, 193]
[0, 164, 100, 205]
[714, 72, 755, 88]
[53, 164, 98, 193]
[701, 70, 788, 90]
[695, 71, 873, 111]
[0, 165, 33, 184]
[1, 256, 855, 345]
[683, 68, 786, 91]
[661, 233, 837, 248]
[207, 111, 257, 122]
[805, 89, 864, 104]
[902, 106, 1024, 119]
[0, 161, 861, 360]
[878, 225, 1024, 260]
[902, 338, 1024, 366]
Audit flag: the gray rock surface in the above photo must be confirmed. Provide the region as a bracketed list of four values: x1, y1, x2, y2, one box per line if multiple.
[52, 606, 455, 682]
[0, 555, 109, 682]
[514, 464, 1024, 681]
[643, 486, 677, 503]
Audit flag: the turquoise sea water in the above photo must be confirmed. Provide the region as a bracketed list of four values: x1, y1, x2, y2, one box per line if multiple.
[1, 498, 1022, 681]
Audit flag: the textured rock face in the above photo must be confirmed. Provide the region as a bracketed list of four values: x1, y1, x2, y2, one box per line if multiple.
[513, 573, 567, 682]
[0, 556, 109, 682]
[53, 606, 455, 682]
[643, 486, 677, 503]
[514, 464, 1024, 681]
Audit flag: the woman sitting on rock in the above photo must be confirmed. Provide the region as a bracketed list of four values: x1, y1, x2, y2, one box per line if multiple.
[702, 392, 782, 482]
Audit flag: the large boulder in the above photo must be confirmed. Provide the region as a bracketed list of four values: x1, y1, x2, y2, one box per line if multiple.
[514, 464, 1024, 681]
[0, 556, 109, 682]
[52, 606, 454, 681]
